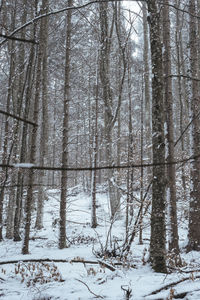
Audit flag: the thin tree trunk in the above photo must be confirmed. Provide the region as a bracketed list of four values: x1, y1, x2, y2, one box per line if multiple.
[91, 54, 99, 229]
[139, 81, 144, 245]
[13, 45, 36, 241]
[59, 0, 73, 249]
[187, 0, 200, 252]
[35, 0, 49, 230]
[22, 15, 43, 254]
[162, 0, 179, 254]
[142, 2, 151, 167]
[175, 0, 187, 196]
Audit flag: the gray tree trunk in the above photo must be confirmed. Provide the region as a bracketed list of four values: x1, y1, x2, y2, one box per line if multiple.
[162, 0, 179, 254]
[22, 15, 43, 254]
[59, 0, 73, 249]
[35, 0, 49, 230]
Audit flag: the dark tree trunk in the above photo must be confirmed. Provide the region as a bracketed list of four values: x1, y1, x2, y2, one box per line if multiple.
[187, 0, 200, 252]
[147, 0, 167, 273]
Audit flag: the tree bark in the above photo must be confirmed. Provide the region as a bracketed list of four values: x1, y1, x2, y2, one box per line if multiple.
[35, 0, 49, 230]
[91, 53, 99, 229]
[22, 13, 43, 254]
[187, 0, 200, 252]
[59, 0, 73, 249]
[162, 0, 179, 254]
[147, 0, 167, 273]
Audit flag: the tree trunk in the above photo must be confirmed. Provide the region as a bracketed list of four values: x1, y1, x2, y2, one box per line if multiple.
[162, 0, 179, 254]
[13, 45, 36, 241]
[35, 0, 49, 230]
[175, 1, 187, 197]
[22, 16, 43, 254]
[91, 55, 99, 229]
[59, 0, 73, 249]
[0, 8, 16, 240]
[187, 0, 200, 252]
[147, 0, 167, 273]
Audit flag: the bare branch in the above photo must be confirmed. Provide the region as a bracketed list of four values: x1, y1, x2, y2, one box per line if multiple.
[166, 74, 200, 82]
[0, 153, 200, 172]
[0, 109, 38, 127]
[0, 0, 144, 47]
[76, 279, 104, 299]
[0, 33, 38, 44]
[146, 275, 200, 297]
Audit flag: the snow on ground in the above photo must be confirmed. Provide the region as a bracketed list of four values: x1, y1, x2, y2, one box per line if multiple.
[1, 187, 200, 299]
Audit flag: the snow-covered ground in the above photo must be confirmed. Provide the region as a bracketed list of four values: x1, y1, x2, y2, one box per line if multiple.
[1, 188, 200, 300]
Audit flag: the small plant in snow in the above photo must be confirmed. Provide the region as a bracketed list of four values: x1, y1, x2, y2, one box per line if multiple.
[142, 247, 147, 265]
[14, 262, 64, 286]
[167, 288, 175, 300]
[1, 268, 6, 275]
[69, 234, 97, 245]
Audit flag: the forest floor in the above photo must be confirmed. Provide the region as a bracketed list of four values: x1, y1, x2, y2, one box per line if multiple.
[1, 187, 200, 300]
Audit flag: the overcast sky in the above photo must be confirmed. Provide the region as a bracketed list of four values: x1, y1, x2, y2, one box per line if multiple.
[122, 0, 141, 13]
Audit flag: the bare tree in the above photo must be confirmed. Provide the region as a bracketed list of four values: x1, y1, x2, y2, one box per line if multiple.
[35, 0, 49, 230]
[147, 0, 167, 273]
[59, 0, 73, 249]
[162, 0, 179, 255]
[187, 0, 200, 252]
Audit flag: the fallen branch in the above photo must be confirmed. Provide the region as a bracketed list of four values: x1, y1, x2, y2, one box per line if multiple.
[173, 289, 200, 299]
[76, 279, 104, 298]
[0, 258, 132, 268]
[29, 236, 48, 240]
[146, 275, 200, 297]
[167, 266, 200, 274]
[0, 277, 5, 281]
[97, 259, 116, 272]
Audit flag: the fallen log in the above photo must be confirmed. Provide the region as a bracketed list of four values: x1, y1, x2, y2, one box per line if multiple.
[0, 258, 132, 270]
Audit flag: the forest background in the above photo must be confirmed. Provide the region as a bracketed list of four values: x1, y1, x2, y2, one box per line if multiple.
[1, 0, 200, 298]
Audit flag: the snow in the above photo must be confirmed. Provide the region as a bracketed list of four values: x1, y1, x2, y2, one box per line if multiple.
[1, 188, 200, 299]
[13, 163, 35, 168]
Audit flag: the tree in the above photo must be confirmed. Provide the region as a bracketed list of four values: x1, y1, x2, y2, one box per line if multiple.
[162, 0, 179, 255]
[187, 0, 200, 252]
[22, 1, 45, 254]
[59, 0, 73, 249]
[147, 0, 167, 273]
[35, 0, 49, 230]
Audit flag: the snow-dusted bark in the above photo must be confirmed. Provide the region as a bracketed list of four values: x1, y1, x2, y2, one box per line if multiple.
[162, 0, 179, 254]
[147, 0, 167, 273]
[99, 2, 118, 217]
[35, 0, 49, 230]
[91, 57, 99, 229]
[59, 0, 73, 249]
[187, 0, 200, 252]
[22, 33, 42, 254]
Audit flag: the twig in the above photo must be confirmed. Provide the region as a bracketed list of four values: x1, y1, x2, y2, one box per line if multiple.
[0, 34, 38, 44]
[76, 279, 104, 298]
[0, 109, 38, 127]
[0, 277, 5, 281]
